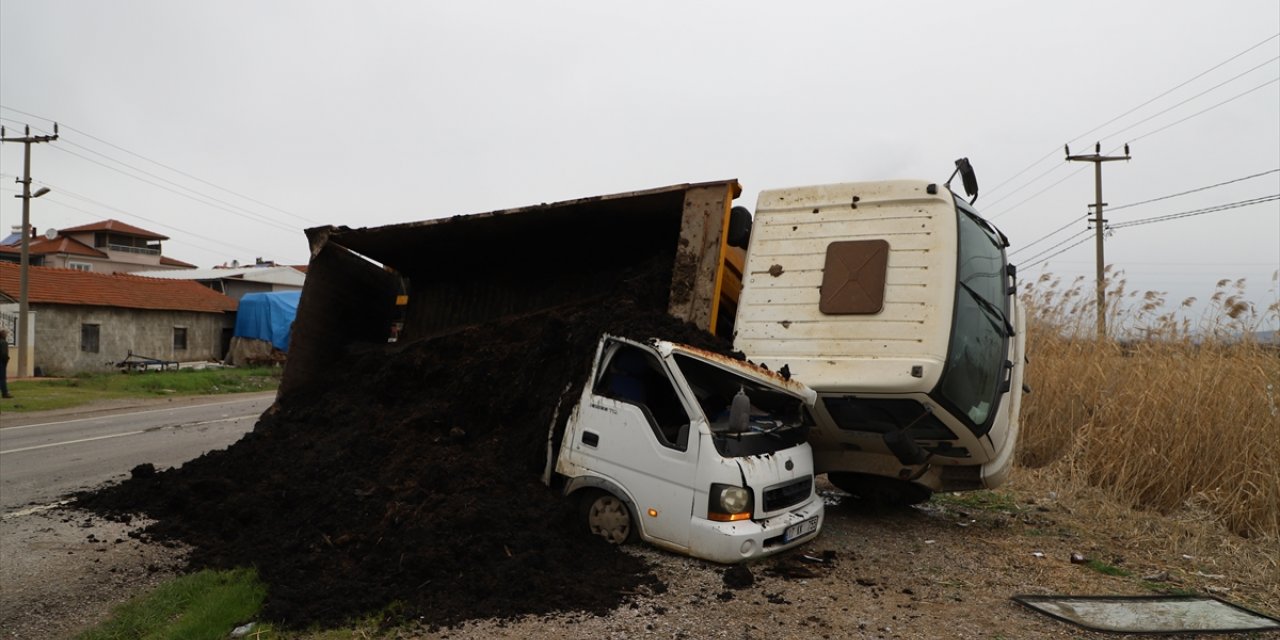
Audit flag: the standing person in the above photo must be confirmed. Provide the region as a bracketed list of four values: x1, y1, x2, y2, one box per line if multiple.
[0, 328, 11, 398]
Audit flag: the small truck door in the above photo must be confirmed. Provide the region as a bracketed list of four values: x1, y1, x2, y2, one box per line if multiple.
[579, 339, 699, 547]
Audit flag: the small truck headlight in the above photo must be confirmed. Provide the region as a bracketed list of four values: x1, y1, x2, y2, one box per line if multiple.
[709, 483, 753, 522]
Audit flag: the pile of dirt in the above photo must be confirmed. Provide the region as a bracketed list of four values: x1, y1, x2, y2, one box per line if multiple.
[78, 264, 732, 628]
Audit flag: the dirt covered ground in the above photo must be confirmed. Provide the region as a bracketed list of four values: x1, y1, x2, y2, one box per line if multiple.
[388, 475, 1280, 640]
[10, 472, 1277, 639]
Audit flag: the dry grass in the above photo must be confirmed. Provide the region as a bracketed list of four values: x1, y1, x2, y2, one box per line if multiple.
[1016, 270, 1280, 542]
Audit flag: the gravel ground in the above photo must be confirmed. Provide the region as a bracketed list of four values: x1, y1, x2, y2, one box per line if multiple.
[0, 508, 186, 639]
[3, 476, 1276, 640]
[386, 480, 1280, 640]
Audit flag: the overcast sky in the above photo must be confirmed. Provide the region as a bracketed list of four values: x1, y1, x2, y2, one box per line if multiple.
[2, 1, 1277, 330]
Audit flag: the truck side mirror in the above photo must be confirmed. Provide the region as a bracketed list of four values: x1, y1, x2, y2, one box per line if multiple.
[728, 388, 750, 433]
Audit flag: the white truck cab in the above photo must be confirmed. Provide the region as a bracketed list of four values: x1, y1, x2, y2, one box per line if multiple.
[734, 177, 1026, 504]
[550, 335, 824, 563]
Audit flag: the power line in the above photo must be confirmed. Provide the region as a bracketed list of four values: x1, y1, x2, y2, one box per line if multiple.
[1020, 234, 1095, 271]
[1110, 194, 1280, 229]
[1015, 170, 1280, 259]
[31, 179, 290, 259]
[991, 78, 1278, 222]
[985, 56, 1277, 211]
[4, 118, 305, 234]
[1015, 229, 1094, 266]
[987, 165, 1088, 220]
[45, 130, 318, 231]
[0, 106, 320, 225]
[984, 32, 1280, 199]
[46, 142, 302, 234]
[1108, 169, 1280, 213]
[1009, 214, 1090, 256]
[1126, 77, 1280, 145]
[1096, 58, 1279, 146]
[33, 195, 246, 264]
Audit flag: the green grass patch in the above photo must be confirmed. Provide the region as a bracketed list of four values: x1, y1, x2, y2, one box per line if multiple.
[932, 490, 1020, 513]
[1084, 559, 1132, 577]
[76, 568, 266, 640]
[1, 367, 280, 412]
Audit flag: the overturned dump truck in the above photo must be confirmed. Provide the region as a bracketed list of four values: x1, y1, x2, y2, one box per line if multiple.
[283, 181, 825, 562]
[286, 165, 1024, 546]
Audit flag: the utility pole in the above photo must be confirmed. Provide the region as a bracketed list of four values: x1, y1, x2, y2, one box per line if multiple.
[1066, 142, 1130, 339]
[1, 124, 58, 378]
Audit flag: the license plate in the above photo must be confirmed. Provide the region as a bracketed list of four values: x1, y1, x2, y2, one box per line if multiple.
[784, 516, 819, 543]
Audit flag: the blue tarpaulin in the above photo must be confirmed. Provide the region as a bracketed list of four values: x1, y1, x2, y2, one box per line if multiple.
[234, 291, 301, 351]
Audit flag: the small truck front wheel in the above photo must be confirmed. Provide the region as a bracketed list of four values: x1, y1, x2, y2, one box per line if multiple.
[581, 491, 637, 544]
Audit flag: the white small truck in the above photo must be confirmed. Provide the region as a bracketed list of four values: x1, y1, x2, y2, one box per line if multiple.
[546, 335, 823, 563]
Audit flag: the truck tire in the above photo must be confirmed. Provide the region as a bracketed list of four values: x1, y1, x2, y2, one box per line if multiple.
[828, 473, 933, 507]
[580, 490, 637, 544]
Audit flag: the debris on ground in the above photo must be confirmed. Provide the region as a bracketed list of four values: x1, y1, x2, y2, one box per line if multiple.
[723, 564, 755, 590]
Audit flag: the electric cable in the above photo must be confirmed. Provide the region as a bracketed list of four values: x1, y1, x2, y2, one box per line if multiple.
[1019, 234, 1096, 270]
[0, 106, 319, 225]
[985, 32, 1279, 199]
[1009, 214, 1091, 256]
[1108, 169, 1280, 213]
[1016, 229, 1094, 266]
[30, 178, 292, 259]
[1109, 195, 1280, 229]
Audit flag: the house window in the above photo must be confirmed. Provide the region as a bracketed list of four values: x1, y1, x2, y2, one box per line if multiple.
[81, 324, 100, 353]
[68, 262, 92, 272]
[173, 327, 188, 350]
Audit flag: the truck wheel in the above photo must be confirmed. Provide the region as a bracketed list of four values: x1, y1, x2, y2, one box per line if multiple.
[581, 491, 637, 544]
[828, 473, 933, 507]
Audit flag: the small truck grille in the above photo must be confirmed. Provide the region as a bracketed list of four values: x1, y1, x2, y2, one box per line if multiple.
[762, 477, 812, 513]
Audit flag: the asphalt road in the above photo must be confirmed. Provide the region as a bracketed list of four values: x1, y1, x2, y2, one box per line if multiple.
[0, 392, 275, 513]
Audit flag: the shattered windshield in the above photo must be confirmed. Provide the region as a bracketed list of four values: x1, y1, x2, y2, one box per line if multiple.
[673, 353, 811, 456]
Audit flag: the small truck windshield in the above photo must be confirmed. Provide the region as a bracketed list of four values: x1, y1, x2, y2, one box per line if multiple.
[673, 354, 810, 456]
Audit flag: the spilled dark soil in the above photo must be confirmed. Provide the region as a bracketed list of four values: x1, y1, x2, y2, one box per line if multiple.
[77, 262, 731, 628]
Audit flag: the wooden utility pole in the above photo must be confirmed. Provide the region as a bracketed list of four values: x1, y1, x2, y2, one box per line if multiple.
[1066, 142, 1130, 339]
[1, 124, 58, 378]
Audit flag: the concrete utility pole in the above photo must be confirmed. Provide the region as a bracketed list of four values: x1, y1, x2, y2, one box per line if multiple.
[1066, 142, 1130, 339]
[1, 124, 58, 378]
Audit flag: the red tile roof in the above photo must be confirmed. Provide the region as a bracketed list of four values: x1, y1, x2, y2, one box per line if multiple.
[59, 219, 169, 240]
[0, 263, 236, 313]
[160, 255, 198, 268]
[0, 235, 107, 258]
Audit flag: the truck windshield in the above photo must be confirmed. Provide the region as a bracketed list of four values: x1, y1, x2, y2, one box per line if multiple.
[933, 198, 1010, 435]
[672, 353, 811, 456]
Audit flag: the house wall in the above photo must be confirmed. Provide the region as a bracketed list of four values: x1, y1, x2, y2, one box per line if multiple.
[33, 304, 232, 374]
[42, 254, 189, 275]
[2, 302, 35, 378]
[223, 280, 277, 301]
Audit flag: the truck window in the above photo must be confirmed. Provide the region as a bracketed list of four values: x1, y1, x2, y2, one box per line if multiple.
[595, 344, 691, 450]
[933, 198, 1010, 434]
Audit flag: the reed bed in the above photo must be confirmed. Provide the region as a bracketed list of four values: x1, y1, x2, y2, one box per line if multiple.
[1016, 270, 1280, 541]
